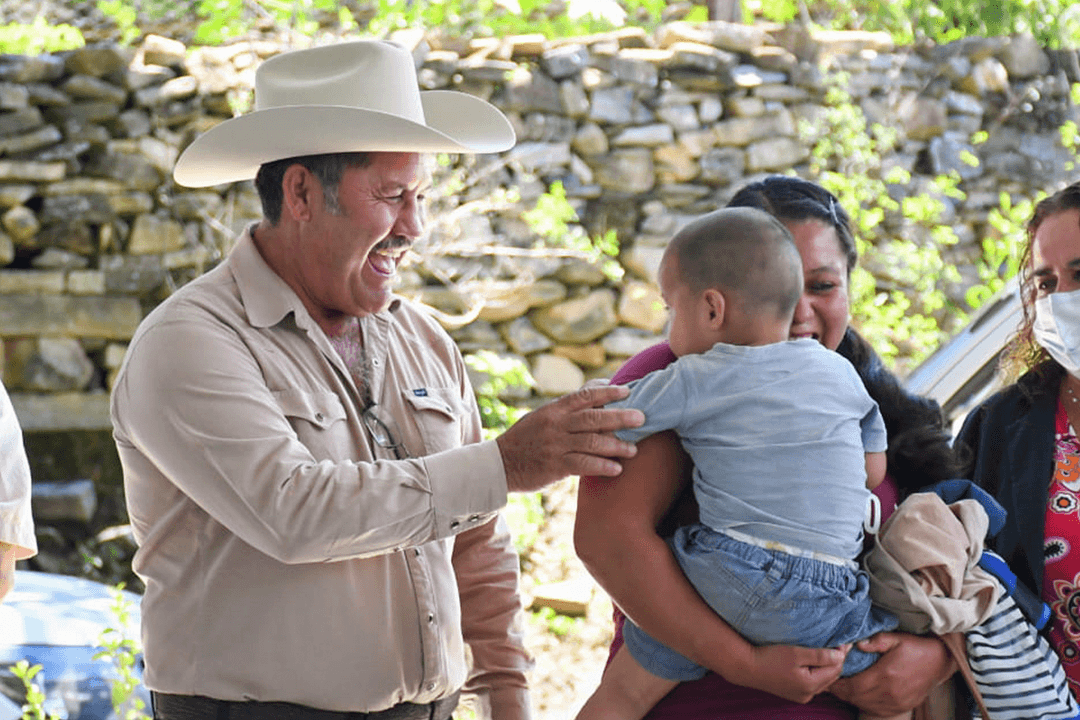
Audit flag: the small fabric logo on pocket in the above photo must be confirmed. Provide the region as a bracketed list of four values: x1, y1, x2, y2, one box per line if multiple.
[412, 388, 428, 396]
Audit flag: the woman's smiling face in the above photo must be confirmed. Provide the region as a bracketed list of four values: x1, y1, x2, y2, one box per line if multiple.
[786, 218, 851, 352]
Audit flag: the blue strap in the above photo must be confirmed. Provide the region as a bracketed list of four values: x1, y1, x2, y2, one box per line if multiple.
[926, 479, 1008, 537]
[979, 550, 1052, 630]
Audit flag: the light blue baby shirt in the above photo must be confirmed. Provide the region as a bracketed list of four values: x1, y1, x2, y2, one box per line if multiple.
[611, 338, 887, 560]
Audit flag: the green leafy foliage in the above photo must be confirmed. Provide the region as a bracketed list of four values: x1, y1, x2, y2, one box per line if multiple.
[97, 0, 140, 44]
[92, 584, 151, 720]
[966, 191, 1035, 308]
[194, 0, 247, 44]
[505, 490, 545, 553]
[0, 17, 84, 54]
[523, 181, 624, 282]
[530, 606, 582, 636]
[807, 0, 1080, 48]
[803, 75, 964, 370]
[10, 660, 54, 720]
[759, 0, 800, 24]
[464, 350, 533, 435]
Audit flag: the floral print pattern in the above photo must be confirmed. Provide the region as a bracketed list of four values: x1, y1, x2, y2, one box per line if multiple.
[1043, 401, 1080, 695]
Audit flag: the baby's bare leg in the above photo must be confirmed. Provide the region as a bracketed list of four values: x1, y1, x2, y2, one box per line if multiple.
[575, 644, 680, 720]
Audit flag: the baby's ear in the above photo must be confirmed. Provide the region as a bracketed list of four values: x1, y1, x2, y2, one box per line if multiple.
[702, 288, 726, 328]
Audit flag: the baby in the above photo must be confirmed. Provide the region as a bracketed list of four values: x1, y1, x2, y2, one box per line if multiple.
[576, 207, 897, 720]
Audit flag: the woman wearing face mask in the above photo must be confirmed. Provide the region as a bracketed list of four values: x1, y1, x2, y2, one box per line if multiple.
[956, 180, 1080, 704]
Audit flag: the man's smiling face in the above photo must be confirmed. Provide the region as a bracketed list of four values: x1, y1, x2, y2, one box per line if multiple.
[297, 151, 428, 321]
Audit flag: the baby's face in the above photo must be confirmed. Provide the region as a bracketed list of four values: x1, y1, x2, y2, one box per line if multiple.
[659, 254, 716, 357]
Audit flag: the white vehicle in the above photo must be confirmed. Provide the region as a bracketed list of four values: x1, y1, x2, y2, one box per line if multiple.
[903, 279, 1023, 438]
[0, 571, 149, 720]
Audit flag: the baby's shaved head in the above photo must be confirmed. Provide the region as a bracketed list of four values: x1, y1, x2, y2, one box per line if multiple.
[666, 207, 802, 319]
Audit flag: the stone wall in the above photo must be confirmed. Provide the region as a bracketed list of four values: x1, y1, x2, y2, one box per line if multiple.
[4, 24, 1077, 580]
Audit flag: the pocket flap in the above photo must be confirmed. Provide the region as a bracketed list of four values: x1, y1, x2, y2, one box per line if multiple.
[272, 389, 347, 429]
[402, 388, 460, 418]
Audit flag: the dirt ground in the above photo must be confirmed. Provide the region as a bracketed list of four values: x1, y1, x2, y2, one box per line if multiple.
[517, 478, 616, 720]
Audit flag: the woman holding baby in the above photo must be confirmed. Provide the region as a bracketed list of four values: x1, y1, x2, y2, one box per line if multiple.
[575, 175, 964, 719]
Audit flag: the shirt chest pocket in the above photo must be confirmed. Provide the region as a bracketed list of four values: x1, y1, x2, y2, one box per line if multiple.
[401, 387, 465, 456]
[272, 389, 349, 459]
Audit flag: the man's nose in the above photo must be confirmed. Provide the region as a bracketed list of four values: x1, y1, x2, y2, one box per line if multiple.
[396, 197, 424, 238]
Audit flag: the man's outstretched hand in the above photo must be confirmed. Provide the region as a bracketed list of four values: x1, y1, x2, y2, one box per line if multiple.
[496, 384, 644, 493]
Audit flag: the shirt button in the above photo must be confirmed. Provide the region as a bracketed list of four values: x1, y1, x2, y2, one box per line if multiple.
[315, 412, 324, 421]
[450, 520, 459, 529]
[427, 613, 434, 623]
[468, 515, 480, 522]
[414, 548, 421, 557]
[372, 358, 380, 366]
[426, 683, 436, 692]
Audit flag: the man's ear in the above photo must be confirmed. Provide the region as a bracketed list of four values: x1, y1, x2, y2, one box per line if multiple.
[281, 164, 317, 222]
[702, 288, 726, 329]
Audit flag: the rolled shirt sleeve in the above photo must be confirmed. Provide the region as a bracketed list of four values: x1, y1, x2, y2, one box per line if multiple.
[0, 381, 35, 560]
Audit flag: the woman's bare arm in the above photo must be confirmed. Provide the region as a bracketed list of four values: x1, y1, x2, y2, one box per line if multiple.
[574, 431, 847, 703]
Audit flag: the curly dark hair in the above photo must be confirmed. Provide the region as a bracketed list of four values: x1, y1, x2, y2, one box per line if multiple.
[837, 328, 963, 494]
[1002, 180, 1080, 393]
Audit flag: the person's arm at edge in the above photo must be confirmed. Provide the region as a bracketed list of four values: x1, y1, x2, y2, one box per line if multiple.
[454, 513, 532, 720]
[0, 379, 37, 602]
[0, 542, 15, 601]
[574, 430, 848, 704]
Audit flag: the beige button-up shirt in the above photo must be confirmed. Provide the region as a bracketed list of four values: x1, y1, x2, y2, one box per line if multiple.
[111, 230, 531, 718]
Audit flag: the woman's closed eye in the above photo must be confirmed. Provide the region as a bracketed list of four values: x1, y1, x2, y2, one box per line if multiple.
[808, 281, 837, 294]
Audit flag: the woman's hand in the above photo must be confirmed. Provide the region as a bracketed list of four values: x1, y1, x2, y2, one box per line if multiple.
[727, 643, 849, 704]
[828, 632, 957, 715]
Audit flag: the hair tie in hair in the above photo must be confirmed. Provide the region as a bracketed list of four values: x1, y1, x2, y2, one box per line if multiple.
[828, 196, 841, 228]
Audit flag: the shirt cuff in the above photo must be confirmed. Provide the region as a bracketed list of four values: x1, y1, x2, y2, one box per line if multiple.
[423, 439, 508, 538]
[0, 507, 37, 560]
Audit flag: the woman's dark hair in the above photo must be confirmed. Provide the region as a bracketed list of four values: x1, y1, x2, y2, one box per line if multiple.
[254, 152, 372, 225]
[1002, 180, 1080, 391]
[727, 175, 858, 276]
[838, 327, 962, 494]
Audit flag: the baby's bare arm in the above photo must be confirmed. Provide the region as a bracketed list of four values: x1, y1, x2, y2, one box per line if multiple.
[864, 451, 887, 490]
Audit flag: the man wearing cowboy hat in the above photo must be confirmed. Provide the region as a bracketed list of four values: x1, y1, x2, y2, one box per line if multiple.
[111, 40, 643, 720]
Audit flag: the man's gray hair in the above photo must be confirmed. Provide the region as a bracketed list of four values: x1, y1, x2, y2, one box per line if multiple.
[254, 152, 373, 224]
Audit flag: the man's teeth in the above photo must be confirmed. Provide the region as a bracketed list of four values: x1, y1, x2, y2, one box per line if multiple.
[369, 251, 396, 274]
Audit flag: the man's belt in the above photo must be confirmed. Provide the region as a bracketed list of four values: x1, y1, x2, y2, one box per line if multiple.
[151, 690, 461, 720]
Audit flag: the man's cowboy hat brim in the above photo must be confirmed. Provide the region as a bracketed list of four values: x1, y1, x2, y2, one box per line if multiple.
[173, 90, 515, 188]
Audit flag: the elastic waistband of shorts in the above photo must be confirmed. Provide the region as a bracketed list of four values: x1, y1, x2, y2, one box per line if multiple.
[719, 527, 858, 570]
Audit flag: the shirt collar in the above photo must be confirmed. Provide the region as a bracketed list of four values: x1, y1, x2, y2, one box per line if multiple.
[229, 225, 311, 330]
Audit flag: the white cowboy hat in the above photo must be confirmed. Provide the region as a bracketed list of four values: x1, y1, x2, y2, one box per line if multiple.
[173, 40, 516, 187]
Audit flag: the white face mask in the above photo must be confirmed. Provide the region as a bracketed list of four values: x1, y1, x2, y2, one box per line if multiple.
[1034, 288, 1080, 376]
